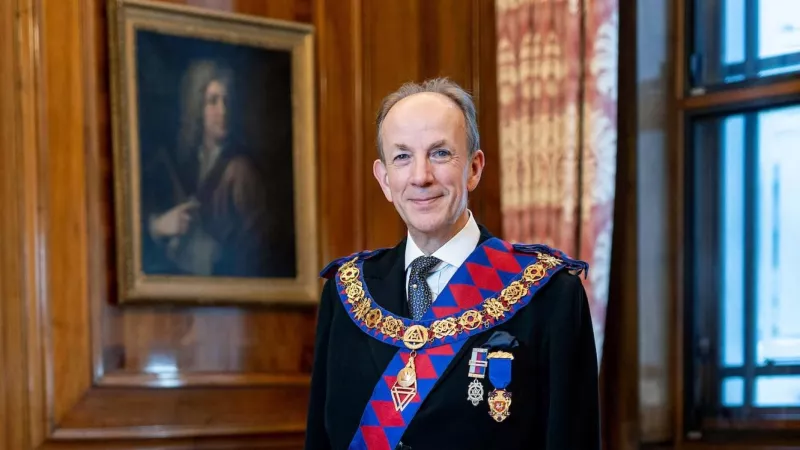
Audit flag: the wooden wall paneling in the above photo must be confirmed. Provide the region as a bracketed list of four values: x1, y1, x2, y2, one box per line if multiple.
[41, 0, 94, 426]
[1, 0, 503, 446]
[0, 0, 23, 446]
[1, 2, 16, 446]
[2, 0, 49, 447]
[315, 0, 365, 261]
[418, 0, 473, 84]
[472, 0, 501, 235]
[7, 0, 317, 447]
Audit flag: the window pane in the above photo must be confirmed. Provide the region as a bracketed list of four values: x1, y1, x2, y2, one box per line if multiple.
[759, 0, 800, 59]
[722, 115, 745, 368]
[755, 376, 800, 407]
[723, 376, 745, 406]
[687, 102, 800, 434]
[756, 105, 800, 367]
[724, 0, 746, 65]
[690, 0, 800, 89]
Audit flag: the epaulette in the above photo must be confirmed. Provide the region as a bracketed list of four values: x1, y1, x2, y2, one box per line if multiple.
[511, 243, 590, 278]
[319, 247, 391, 279]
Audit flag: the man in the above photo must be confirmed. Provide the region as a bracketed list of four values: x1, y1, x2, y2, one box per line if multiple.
[305, 78, 600, 450]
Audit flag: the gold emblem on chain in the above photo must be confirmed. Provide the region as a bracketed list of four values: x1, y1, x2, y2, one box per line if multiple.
[391, 350, 418, 411]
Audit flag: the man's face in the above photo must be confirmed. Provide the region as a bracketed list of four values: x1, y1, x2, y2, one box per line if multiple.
[203, 80, 228, 143]
[373, 92, 484, 239]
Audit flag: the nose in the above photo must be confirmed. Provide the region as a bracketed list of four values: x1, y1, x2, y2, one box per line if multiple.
[409, 155, 434, 186]
[218, 98, 227, 118]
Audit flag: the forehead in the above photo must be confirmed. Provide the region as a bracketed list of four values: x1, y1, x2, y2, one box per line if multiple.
[381, 93, 466, 144]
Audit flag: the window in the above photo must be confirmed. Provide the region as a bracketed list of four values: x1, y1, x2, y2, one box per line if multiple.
[681, 0, 800, 445]
[689, 0, 800, 90]
[685, 102, 800, 442]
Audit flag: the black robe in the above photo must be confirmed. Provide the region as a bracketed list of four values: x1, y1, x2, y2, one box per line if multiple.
[304, 226, 600, 450]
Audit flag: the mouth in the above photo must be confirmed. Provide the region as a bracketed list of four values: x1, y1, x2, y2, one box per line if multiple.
[409, 195, 443, 206]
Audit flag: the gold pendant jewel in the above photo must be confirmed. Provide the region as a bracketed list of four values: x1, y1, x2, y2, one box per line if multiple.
[391, 353, 417, 411]
[487, 389, 512, 422]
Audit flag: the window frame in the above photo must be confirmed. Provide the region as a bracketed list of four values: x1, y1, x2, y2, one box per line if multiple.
[673, 0, 800, 447]
[685, 0, 800, 94]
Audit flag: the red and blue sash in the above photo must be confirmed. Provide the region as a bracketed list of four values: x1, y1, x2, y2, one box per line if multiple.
[329, 238, 587, 450]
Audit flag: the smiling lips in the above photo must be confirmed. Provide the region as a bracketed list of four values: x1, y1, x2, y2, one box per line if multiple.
[409, 195, 442, 206]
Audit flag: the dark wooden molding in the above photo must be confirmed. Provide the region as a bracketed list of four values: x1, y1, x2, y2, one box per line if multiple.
[681, 78, 800, 111]
[601, 0, 640, 448]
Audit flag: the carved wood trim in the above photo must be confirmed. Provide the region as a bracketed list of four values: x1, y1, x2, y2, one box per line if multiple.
[1, 0, 50, 447]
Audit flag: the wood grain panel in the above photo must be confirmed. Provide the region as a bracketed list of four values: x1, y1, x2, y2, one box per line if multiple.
[2, 0, 49, 447]
[471, 0, 501, 235]
[104, 306, 316, 374]
[40, 0, 94, 426]
[0, 1, 15, 445]
[315, 0, 365, 261]
[55, 387, 308, 436]
[0, 1, 23, 446]
[418, 0, 473, 84]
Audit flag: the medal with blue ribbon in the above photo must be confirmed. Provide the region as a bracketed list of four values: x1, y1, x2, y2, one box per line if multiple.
[487, 351, 514, 422]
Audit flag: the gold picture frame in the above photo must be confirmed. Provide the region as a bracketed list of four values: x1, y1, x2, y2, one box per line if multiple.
[107, 0, 318, 305]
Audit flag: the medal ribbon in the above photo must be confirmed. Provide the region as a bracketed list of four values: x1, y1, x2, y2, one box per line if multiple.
[488, 356, 512, 390]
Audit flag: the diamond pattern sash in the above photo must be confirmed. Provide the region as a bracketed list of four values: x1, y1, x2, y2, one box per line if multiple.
[328, 238, 587, 450]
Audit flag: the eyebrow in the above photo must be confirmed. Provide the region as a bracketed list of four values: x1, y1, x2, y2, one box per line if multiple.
[392, 140, 448, 152]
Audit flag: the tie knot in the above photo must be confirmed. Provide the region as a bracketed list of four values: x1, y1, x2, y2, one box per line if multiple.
[410, 255, 441, 275]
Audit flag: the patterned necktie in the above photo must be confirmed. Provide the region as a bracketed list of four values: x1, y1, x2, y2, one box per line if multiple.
[407, 255, 441, 321]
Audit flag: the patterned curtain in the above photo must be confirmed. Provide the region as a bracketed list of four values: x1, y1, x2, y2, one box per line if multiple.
[496, 0, 618, 362]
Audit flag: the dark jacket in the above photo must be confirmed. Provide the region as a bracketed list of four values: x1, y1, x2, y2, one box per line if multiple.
[304, 226, 600, 450]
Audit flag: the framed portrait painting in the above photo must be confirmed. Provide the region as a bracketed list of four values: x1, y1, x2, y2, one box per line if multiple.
[107, 0, 318, 305]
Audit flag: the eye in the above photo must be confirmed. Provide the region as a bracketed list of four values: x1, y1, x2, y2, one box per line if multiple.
[393, 153, 410, 162]
[431, 148, 452, 159]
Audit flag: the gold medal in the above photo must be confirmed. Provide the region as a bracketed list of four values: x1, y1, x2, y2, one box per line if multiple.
[488, 389, 512, 422]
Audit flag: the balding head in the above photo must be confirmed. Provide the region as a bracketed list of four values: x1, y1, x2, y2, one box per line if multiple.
[375, 78, 480, 161]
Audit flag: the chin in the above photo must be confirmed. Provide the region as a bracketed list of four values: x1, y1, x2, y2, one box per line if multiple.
[405, 214, 449, 236]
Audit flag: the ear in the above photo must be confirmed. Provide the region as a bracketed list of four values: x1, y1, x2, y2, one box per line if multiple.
[467, 149, 485, 192]
[373, 158, 393, 202]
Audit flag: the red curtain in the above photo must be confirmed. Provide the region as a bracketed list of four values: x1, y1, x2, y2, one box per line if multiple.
[496, 0, 618, 363]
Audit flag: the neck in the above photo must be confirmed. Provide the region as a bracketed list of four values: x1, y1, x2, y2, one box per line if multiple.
[203, 135, 221, 153]
[409, 210, 469, 255]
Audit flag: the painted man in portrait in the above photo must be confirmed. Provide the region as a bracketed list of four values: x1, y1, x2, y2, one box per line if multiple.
[139, 59, 292, 278]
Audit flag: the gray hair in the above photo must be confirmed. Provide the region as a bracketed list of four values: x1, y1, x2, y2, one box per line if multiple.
[375, 77, 480, 160]
[178, 59, 234, 162]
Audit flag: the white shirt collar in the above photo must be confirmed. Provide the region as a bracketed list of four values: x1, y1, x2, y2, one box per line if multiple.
[404, 211, 481, 271]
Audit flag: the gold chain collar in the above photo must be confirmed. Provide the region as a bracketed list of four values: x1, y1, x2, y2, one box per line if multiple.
[337, 252, 563, 350]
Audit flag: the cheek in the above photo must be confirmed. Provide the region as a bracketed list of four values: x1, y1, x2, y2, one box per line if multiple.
[387, 170, 408, 192]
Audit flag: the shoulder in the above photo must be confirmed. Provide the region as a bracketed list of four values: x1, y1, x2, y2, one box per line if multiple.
[509, 241, 590, 319]
[318, 247, 393, 279]
[510, 242, 590, 278]
[223, 154, 257, 175]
